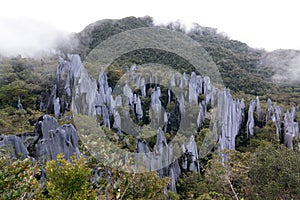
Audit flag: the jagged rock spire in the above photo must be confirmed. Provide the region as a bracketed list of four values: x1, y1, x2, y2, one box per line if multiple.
[17, 96, 23, 110]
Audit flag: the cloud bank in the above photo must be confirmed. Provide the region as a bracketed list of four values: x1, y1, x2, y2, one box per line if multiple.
[0, 18, 70, 57]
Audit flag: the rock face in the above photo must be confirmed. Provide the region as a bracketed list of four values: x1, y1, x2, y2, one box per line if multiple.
[272, 104, 282, 135]
[0, 134, 28, 157]
[283, 108, 299, 149]
[135, 129, 185, 192]
[181, 135, 200, 172]
[266, 98, 273, 122]
[256, 96, 263, 122]
[218, 89, 244, 151]
[33, 115, 81, 161]
[0, 115, 80, 161]
[136, 139, 151, 170]
[17, 96, 23, 110]
[246, 100, 256, 137]
[154, 128, 170, 177]
[40, 55, 97, 117]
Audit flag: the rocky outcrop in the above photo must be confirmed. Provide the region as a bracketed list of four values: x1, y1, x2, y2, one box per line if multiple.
[243, 96, 300, 150]
[17, 96, 23, 111]
[246, 100, 256, 137]
[0, 115, 80, 161]
[0, 134, 28, 157]
[283, 108, 299, 149]
[40, 54, 97, 117]
[181, 135, 200, 172]
[217, 89, 244, 151]
[33, 115, 81, 161]
[135, 129, 189, 192]
[272, 104, 282, 135]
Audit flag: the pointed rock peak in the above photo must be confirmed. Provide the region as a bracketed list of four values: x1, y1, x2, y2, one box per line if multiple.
[267, 98, 272, 107]
[256, 96, 262, 121]
[17, 96, 23, 110]
[136, 139, 150, 154]
[68, 54, 83, 78]
[130, 64, 137, 71]
[155, 128, 168, 150]
[291, 106, 297, 120]
[34, 115, 59, 138]
[241, 98, 245, 109]
[0, 134, 29, 158]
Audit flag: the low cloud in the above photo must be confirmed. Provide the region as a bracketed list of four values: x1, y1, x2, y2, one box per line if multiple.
[262, 49, 300, 83]
[0, 18, 72, 57]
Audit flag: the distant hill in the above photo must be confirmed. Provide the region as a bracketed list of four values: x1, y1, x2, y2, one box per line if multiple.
[66, 16, 300, 107]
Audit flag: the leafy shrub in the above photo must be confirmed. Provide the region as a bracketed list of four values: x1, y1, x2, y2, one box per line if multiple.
[0, 153, 41, 200]
[45, 154, 96, 200]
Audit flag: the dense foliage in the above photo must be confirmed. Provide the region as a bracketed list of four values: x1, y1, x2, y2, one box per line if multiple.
[0, 56, 56, 133]
[0, 153, 41, 200]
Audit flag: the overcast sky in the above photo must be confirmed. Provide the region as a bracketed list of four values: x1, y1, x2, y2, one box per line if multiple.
[0, 0, 299, 55]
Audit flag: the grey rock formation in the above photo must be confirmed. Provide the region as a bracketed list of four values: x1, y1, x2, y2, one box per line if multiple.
[130, 64, 136, 71]
[196, 75, 203, 96]
[266, 98, 273, 122]
[256, 96, 263, 122]
[168, 158, 181, 193]
[197, 101, 206, 130]
[41, 85, 57, 114]
[283, 109, 299, 149]
[1, 114, 80, 161]
[43, 54, 102, 117]
[113, 110, 121, 133]
[54, 97, 60, 118]
[150, 87, 163, 128]
[123, 83, 133, 105]
[246, 100, 256, 137]
[106, 87, 112, 111]
[170, 73, 176, 87]
[134, 128, 187, 192]
[17, 96, 23, 110]
[115, 95, 122, 107]
[203, 76, 212, 104]
[151, 87, 162, 112]
[187, 72, 203, 105]
[178, 93, 186, 114]
[164, 112, 169, 132]
[136, 139, 151, 170]
[188, 72, 198, 104]
[0, 134, 28, 157]
[98, 70, 109, 101]
[272, 104, 282, 135]
[135, 96, 143, 120]
[34, 115, 80, 161]
[154, 128, 169, 177]
[140, 77, 146, 97]
[167, 89, 172, 105]
[218, 89, 244, 151]
[182, 72, 189, 87]
[181, 135, 199, 172]
[72, 62, 98, 116]
[95, 92, 103, 115]
[101, 106, 110, 129]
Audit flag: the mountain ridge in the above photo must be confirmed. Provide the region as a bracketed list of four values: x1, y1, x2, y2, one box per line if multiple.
[64, 16, 299, 107]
